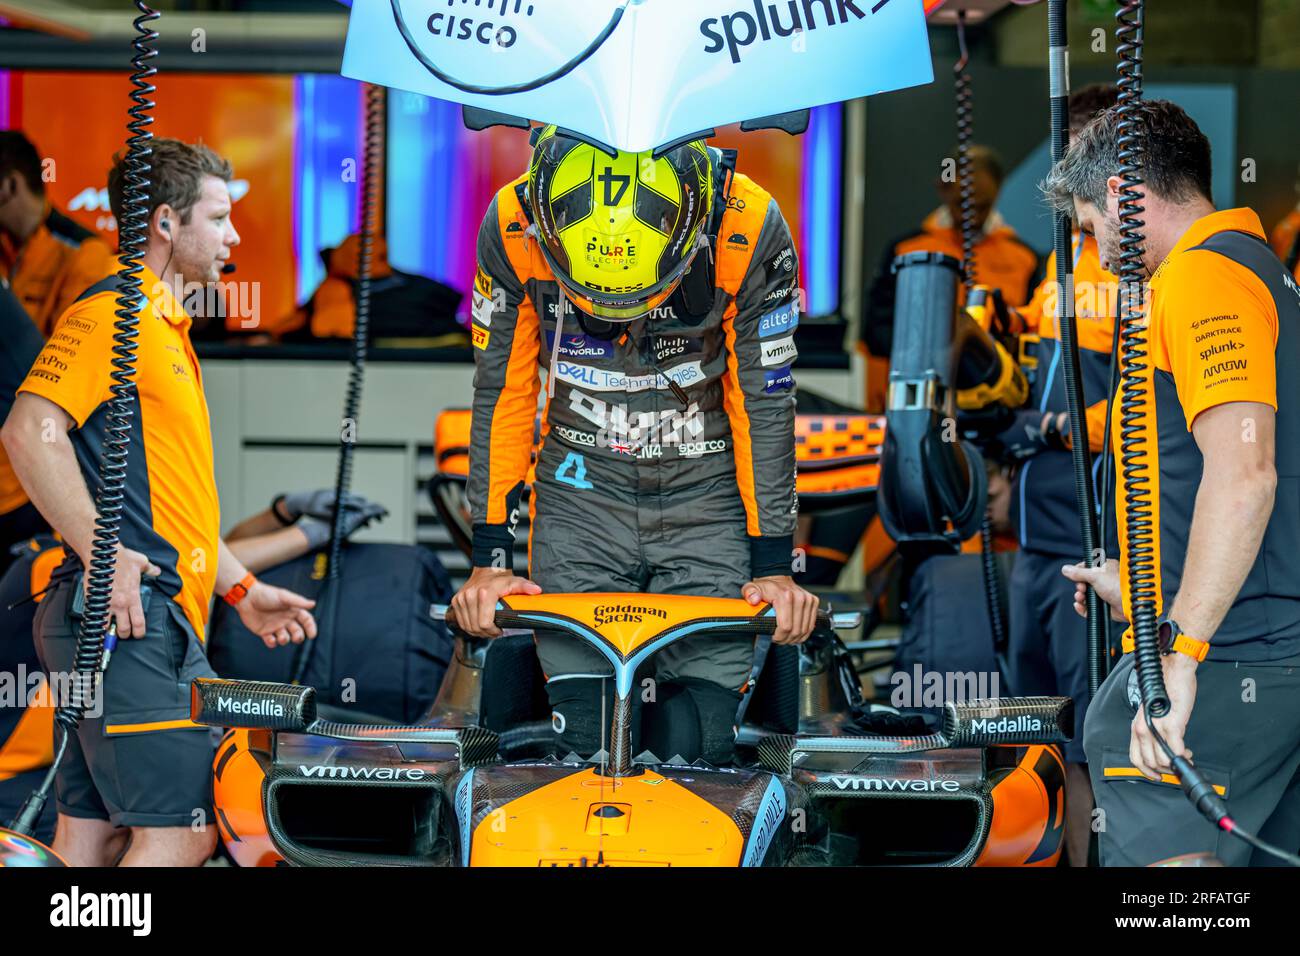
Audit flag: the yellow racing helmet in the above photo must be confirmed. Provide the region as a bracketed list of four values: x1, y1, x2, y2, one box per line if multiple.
[527, 125, 715, 322]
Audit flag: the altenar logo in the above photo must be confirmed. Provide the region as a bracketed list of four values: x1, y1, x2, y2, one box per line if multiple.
[701, 0, 874, 65]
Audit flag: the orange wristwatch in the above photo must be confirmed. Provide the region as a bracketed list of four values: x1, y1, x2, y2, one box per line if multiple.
[223, 572, 257, 607]
[1120, 618, 1210, 662]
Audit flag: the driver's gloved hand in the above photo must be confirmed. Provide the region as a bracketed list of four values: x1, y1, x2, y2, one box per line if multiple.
[275, 489, 386, 524]
[297, 501, 389, 550]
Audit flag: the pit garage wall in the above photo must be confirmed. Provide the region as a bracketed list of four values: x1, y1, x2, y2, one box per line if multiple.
[201, 355, 857, 583]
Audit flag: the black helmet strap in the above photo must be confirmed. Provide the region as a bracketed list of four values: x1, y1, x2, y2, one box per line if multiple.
[676, 147, 736, 321]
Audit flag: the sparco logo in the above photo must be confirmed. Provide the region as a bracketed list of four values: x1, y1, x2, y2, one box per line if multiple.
[830, 776, 960, 793]
[701, 0, 874, 65]
[969, 715, 1042, 735]
[554, 425, 596, 446]
[593, 604, 669, 626]
[679, 439, 727, 457]
[298, 765, 428, 780]
[216, 696, 284, 718]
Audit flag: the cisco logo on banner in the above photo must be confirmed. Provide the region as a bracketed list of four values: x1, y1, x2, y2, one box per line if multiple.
[421, 0, 538, 50]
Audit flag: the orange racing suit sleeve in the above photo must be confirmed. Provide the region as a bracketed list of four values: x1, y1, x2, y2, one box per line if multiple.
[719, 197, 800, 578]
[466, 195, 541, 569]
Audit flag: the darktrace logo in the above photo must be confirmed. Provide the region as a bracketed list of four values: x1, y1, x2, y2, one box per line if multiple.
[593, 603, 669, 626]
[701, 0, 878, 65]
[420, 0, 536, 49]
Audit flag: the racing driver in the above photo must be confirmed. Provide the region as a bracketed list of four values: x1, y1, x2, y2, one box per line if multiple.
[451, 126, 816, 764]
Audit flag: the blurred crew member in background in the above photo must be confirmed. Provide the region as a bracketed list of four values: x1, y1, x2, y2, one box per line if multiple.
[860, 144, 1042, 411]
[1269, 183, 1300, 280]
[1002, 83, 1120, 867]
[0, 131, 115, 336]
[0, 132, 116, 569]
[0, 278, 46, 572]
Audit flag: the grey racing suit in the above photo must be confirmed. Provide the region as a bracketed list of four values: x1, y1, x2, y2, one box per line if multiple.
[465, 158, 800, 758]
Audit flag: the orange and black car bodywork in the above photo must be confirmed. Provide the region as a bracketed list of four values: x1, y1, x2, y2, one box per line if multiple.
[202, 592, 1070, 868]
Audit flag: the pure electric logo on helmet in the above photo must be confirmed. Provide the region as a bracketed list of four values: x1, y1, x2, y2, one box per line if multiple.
[422, 0, 538, 50]
[700, 0, 876, 65]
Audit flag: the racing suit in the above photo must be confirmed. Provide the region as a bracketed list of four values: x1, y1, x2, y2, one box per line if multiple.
[467, 152, 800, 760]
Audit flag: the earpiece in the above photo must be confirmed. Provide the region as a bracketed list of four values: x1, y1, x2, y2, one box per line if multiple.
[160, 219, 171, 232]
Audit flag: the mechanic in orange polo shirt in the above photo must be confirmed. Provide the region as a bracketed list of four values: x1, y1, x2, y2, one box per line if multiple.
[860, 144, 1042, 412]
[1, 138, 317, 867]
[1052, 101, 1300, 866]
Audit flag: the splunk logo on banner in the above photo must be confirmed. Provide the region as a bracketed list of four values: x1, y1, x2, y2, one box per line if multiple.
[701, 0, 878, 65]
[421, 0, 538, 50]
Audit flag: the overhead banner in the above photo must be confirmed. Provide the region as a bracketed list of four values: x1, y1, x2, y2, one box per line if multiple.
[342, 0, 934, 153]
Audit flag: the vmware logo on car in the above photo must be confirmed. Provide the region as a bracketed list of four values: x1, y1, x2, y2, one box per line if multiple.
[829, 776, 960, 793]
[701, 0, 876, 65]
[298, 765, 429, 781]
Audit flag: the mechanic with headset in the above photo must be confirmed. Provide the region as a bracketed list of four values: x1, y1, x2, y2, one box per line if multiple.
[451, 126, 816, 764]
[1, 138, 318, 866]
[1051, 101, 1300, 866]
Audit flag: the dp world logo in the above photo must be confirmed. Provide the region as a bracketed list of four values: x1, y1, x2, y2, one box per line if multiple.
[390, 0, 628, 92]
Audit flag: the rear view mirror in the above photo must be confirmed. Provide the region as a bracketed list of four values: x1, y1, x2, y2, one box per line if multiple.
[191, 678, 316, 732]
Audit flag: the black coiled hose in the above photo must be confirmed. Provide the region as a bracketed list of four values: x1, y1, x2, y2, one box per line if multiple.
[1046, 0, 1106, 694]
[290, 83, 385, 686]
[951, 11, 1008, 660]
[953, 13, 978, 290]
[8, 1, 159, 837]
[1113, 0, 1164, 717]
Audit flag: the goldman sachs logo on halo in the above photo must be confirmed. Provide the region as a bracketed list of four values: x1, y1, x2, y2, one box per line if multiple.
[700, 0, 878, 65]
